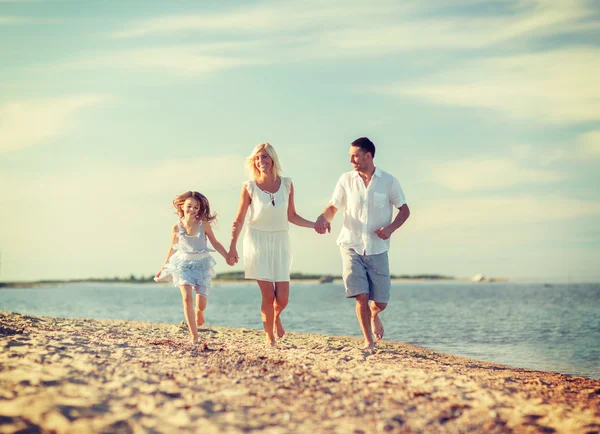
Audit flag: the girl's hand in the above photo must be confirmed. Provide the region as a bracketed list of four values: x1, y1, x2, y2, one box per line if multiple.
[228, 248, 239, 266]
[155, 267, 164, 278]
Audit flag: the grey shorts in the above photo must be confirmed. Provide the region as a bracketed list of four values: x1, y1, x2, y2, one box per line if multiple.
[341, 248, 391, 303]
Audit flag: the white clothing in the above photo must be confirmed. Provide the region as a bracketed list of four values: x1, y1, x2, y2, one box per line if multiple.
[245, 177, 290, 232]
[243, 177, 292, 282]
[330, 167, 406, 256]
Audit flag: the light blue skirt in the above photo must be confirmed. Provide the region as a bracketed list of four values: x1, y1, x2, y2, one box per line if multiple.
[155, 251, 216, 297]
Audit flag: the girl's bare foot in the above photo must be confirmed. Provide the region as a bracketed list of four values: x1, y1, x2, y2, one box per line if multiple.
[361, 341, 374, 351]
[196, 310, 205, 328]
[274, 316, 285, 339]
[191, 335, 199, 346]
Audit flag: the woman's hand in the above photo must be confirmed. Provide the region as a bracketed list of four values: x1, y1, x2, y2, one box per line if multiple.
[227, 248, 239, 266]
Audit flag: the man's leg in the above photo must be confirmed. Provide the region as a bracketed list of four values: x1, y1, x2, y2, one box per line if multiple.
[370, 301, 387, 340]
[341, 248, 371, 349]
[365, 252, 391, 341]
[355, 293, 374, 349]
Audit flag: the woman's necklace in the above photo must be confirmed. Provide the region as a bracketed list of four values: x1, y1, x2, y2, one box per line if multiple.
[257, 177, 280, 206]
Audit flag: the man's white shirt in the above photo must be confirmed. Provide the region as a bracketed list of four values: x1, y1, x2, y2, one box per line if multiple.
[330, 167, 406, 256]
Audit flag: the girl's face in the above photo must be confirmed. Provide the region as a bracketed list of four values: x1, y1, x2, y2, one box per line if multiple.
[182, 197, 200, 218]
[254, 150, 273, 174]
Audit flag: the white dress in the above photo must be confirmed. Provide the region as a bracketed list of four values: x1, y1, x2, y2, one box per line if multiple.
[154, 221, 216, 297]
[243, 177, 292, 282]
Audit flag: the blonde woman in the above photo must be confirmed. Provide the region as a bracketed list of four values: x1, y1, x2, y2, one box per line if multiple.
[229, 143, 315, 347]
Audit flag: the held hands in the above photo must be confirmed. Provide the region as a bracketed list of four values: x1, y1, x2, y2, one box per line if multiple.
[314, 214, 331, 234]
[226, 248, 239, 266]
[375, 225, 394, 240]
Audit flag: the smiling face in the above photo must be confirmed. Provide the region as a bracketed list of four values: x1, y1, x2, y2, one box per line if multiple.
[349, 145, 372, 172]
[254, 149, 273, 174]
[182, 197, 201, 219]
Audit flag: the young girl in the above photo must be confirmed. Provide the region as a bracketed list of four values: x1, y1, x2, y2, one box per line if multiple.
[155, 191, 229, 345]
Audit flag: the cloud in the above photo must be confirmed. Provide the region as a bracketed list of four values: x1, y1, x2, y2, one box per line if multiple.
[412, 195, 600, 232]
[0, 95, 112, 154]
[111, 0, 597, 56]
[576, 130, 600, 156]
[111, 1, 413, 39]
[52, 44, 263, 76]
[0, 156, 247, 201]
[510, 130, 600, 166]
[429, 158, 564, 191]
[49, 1, 598, 77]
[376, 47, 600, 125]
[0, 16, 32, 24]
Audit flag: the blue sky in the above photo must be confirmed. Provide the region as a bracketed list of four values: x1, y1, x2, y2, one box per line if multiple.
[1, 0, 599, 282]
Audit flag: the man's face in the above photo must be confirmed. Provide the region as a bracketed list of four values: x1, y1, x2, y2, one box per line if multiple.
[349, 145, 370, 172]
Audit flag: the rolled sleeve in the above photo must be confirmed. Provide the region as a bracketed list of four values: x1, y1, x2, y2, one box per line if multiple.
[390, 177, 406, 208]
[330, 175, 346, 210]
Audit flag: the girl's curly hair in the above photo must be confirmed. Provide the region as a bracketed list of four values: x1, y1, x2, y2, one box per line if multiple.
[172, 191, 216, 223]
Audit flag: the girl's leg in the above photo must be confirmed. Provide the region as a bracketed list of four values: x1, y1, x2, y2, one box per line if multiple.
[273, 281, 290, 339]
[257, 280, 276, 346]
[179, 285, 198, 345]
[195, 294, 207, 328]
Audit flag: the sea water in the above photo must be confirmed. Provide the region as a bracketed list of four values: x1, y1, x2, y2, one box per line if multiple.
[1, 281, 598, 379]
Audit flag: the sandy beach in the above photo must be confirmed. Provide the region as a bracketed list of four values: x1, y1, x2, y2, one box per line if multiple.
[1, 311, 598, 433]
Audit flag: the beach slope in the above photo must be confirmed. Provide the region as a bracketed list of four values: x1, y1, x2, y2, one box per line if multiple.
[1, 311, 599, 433]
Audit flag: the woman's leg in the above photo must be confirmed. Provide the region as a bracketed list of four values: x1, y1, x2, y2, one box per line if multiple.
[273, 281, 289, 339]
[195, 294, 207, 328]
[179, 285, 198, 344]
[257, 280, 276, 346]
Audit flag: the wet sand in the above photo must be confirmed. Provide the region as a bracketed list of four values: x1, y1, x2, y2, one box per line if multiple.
[1, 311, 599, 433]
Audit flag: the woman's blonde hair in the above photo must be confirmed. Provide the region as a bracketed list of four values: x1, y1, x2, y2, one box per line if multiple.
[172, 191, 216, 223]
[246, 143, 283, 180]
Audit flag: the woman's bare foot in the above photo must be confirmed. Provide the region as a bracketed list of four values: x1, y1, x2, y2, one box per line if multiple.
[195, 310, 205, 328]
[265, 334, 277, 347]
[361, 341, 374, 351]
[191, 335, 199, 346]
[274, 316, 285, 339]
[371, 315, 384, 340]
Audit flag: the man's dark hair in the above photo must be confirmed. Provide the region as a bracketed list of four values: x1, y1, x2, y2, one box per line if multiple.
[351, 137, 375, 158]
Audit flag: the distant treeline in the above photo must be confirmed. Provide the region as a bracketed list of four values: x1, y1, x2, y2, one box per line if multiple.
[0, 272, 453, 287]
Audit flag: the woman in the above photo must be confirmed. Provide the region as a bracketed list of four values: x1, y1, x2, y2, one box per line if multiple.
[229, 143, 315, 347]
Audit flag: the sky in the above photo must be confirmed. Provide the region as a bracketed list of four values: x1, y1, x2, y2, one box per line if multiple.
[1, 0, 599, 283]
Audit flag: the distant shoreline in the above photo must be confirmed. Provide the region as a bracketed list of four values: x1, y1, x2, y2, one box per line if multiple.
[1, 274, 472, 288]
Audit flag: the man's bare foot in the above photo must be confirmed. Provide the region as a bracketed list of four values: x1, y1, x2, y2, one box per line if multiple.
[274, 316, 285, 339]
[372, 315, 384, 340]
[196, 310, 205, 328]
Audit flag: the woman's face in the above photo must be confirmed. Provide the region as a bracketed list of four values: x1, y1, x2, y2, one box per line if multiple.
[182, 197, 200, 218]
[254, 150, 273, 174]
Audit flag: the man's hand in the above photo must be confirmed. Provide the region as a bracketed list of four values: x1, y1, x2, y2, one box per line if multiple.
[375, 226, 394, 240]
[315, 214, 331, 234]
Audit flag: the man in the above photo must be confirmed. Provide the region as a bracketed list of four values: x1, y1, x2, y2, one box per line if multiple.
[315, 137, 410, 350]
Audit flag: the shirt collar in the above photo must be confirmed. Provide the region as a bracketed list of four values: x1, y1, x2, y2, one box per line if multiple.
[351, 166, 380, 179]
